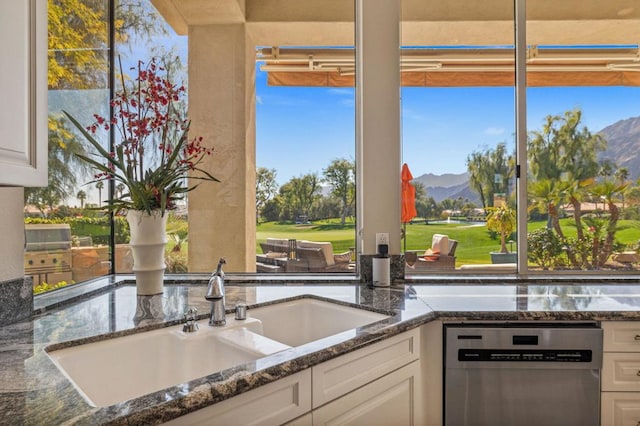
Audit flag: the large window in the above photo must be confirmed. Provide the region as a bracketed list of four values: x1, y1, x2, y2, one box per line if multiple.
[28, 0, 110, 293]
[33, 0, 640, 294]
[31, 0, 187, 294]
[525, 2, 640, 273]
[255, 45, 357, 275]
[400, 0, 517, 275]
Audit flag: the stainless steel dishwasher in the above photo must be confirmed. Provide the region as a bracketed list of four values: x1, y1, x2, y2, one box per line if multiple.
[444, 322, 603, 426]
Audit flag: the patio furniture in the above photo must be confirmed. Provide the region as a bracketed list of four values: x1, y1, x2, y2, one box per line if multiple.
[406, 234, 458, 272]
[292, 247, 351, 273]
[256, 252, 288, 273]
[259, 238, 351, 273]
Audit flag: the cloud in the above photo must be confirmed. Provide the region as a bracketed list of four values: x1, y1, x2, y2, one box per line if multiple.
[256, 95, 263, 105]
[403, 109, 425, 122]
[328, 88, 354, 96]
[340, 98, 355, 107]
[484, 127, 505, 135]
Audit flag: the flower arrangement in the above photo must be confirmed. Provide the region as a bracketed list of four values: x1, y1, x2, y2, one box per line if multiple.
[64, 58, 218, 216]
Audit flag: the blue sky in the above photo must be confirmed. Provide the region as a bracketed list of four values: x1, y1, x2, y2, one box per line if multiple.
[257, 77, 640, 184]
[124, 15, 640, 187]
[59, 22, 640, 203]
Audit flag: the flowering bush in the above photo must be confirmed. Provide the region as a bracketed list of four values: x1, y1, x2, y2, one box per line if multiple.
[64, 58, 218, 215]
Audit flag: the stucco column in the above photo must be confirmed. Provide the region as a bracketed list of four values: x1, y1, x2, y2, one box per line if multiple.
[188, 24, 256, 273]
[356, 0, 401, 256]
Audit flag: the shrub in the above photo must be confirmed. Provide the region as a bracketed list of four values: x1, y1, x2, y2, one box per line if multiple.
[527, 228, 564, 270]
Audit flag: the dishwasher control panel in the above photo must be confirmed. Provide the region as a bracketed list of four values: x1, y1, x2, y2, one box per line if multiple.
[458, 349, 593, 362]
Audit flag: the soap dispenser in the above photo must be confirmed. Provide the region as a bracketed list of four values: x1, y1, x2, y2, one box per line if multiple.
[372, 244, 390, 287]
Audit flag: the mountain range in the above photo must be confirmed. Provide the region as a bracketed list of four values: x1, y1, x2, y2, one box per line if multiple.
[599, 116, 640, 181]
[413, 115, 640, 203]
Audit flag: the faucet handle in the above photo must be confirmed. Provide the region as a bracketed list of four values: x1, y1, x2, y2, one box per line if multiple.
[182, 307, 199, 333]
[235, 303, 247, 320]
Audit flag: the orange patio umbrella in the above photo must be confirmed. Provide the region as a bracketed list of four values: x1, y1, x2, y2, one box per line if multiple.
[401, 163, 417, 252]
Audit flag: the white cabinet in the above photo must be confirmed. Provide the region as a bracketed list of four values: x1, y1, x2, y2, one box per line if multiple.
[602, 392, 640, 426]
[311, 328, 422, 425]
[168, 328, 423, 425]
[164, 370, 312, 426]
[312, 328, 420, 408]
[0, 0, 47, 186]
[312, 360, 421, 426]
[602, 321, 640, 425]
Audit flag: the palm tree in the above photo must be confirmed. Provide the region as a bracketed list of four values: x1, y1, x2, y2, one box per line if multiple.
[592, 180, 629, 267]
[615, 167, 629, 210]
[77, 190, 87, 209]
[116, 183, 125, 199]
[486, 205, 516, 254]
[96, 181, 104, 206]
[528, 179, 565, 239]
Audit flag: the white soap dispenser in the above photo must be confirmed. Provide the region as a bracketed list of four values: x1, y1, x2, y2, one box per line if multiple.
[372, 244, 390, 287]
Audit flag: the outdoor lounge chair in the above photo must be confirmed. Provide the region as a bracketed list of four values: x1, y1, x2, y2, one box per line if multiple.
[258, 238, 351, 273]
[289, 247, 351, 272]
[406, 234, 458, 272]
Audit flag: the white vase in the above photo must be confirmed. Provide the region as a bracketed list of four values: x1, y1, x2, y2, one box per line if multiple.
[126, 209, 168, 295]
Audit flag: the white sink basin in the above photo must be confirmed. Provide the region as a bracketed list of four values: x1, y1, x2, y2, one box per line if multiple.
[46, 317, 284, 407]
[46, 297, 389, 407]
[248, 298, 390, 347]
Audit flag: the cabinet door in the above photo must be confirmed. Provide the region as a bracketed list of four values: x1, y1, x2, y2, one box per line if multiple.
[603, 322, 640, 352]
[601, 392, 640, 426]
[0, 0, 47, 186]
[312, 328, 420, 407]
[602, 353, 640, 392]
[312, 360, 422, 426]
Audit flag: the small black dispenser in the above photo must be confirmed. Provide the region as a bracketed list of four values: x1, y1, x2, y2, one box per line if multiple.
[372, 243, 390, 287]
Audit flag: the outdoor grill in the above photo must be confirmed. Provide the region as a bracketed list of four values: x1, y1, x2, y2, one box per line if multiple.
[24, 224, 73, 286]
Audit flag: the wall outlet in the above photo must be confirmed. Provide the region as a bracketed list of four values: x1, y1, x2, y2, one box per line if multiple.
[376, 233, 389, 246]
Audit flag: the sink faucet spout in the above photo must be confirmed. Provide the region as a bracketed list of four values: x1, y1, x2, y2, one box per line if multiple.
[206, 258, 226, 326]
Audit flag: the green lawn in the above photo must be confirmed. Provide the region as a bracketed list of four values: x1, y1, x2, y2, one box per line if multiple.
[257, 218, 640, 266]
[257, 219, 357, 254]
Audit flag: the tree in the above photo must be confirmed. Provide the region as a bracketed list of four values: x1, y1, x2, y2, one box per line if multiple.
[615, 167, 629, 210]
[48, 0, 167, 90]
[323, 158, 355, 225]
[413, 182, 431, 219]
[528, 109, 605, 183]
[96, 180, 104, 206]
[592, 180, 628, 267]
[256, 168, 278, 223]
[116, 183, 126, 199]
[279, 174, 320, 220]
[77, 190, 87, 209]
[24, 116, 89, 209]
[527, 109, 610, 269]
[25, 187, 61, 217]
[486, 205, 516, 253]
[528, 179, 566, 239]
[466, 150, 490, 209]
[466, 142, 515, 209]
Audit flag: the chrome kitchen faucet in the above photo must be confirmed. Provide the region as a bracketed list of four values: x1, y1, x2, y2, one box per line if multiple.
[205, 258, 226, 326]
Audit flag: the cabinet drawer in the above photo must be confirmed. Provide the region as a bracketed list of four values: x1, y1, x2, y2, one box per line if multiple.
[603, 353, 640, 392]
[165, 369, 311, 426]
[601, 392, 640, 426]
[312, 360, 422, 426]
[312, 328, 420, 408]
[603, 322, 640, 352]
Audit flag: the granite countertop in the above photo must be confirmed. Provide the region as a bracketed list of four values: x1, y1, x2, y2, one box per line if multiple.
[4, 278, 640, 425]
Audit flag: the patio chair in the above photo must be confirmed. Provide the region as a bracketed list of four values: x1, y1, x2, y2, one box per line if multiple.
[260, 238, 351, 273]
[290, 247, 352, 273]
[406, 234, 458, 271]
